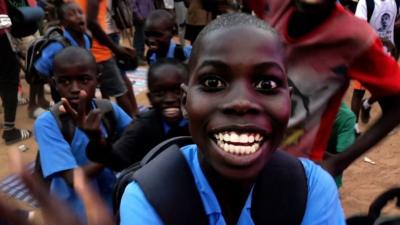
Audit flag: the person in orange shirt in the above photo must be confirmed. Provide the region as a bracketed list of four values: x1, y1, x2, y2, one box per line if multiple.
[76, 0, 138, 118]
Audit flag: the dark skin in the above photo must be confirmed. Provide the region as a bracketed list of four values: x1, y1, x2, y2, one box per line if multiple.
[182, 26, 290, 224]
[250, 0, 400, 176]
[144, 16, 174, 58]
[0, 169, 115, 225]
[52, 54, 105, 186]
[147, 64, 188, 124]
[61, 3, 86, 47]
[86, 0, 136, 64]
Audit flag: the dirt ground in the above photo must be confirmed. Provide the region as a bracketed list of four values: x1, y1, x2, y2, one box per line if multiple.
[0, 79, 399, 219]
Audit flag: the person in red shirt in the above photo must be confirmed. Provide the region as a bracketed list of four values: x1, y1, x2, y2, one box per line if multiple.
[248, 0, 400, 176]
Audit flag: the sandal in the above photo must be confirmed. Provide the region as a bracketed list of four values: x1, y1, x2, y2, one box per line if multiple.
[2, 128, 32, 145]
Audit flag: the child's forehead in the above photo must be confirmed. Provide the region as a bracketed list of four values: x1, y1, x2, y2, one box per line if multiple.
[191, 26, 284, 68]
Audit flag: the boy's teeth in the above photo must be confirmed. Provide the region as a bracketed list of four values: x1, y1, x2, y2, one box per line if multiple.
[214, 131, 264, 155]
[216, 131, 261, 144]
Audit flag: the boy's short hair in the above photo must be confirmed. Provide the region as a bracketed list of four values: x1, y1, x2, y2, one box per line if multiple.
[53, 46, 97, 73]
[189, 13, 282, 70]
[146, 9, 175, 30]
[57, 2, 75, 21]
[147, 58, 189, 87]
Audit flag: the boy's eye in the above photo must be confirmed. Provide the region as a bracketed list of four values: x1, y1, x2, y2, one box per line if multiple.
[253, 78, 278, 92]
[58, 78, 70, 85]
[201, 76, 226, 90]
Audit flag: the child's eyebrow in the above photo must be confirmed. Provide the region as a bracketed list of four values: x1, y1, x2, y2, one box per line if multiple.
[196, 60, 229, 71]
[253, 62, 285, 74]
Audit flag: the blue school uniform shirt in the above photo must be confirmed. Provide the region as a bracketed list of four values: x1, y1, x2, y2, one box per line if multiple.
[148, 41, 192, 65]
[34, 30, 91, 77]
[120, 145, 346, 225]
[162, 118, 188, 134]
[34, 101, 132, 221]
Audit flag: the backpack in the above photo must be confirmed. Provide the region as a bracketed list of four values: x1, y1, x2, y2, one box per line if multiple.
[113, 136, 308, 225]
[34, 99, 118, 188]
[366, 0, 400, 22]
[108, 0, 134, 31]
[347, 187, 400, 225]
[145, 44, 188, 64]
[25, 26, 70, 84]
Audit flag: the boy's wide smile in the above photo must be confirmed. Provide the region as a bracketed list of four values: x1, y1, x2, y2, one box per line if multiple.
[207, 125, 271, 167]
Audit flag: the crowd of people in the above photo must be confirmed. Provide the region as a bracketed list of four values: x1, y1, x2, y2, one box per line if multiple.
[1, 0, 400, 224]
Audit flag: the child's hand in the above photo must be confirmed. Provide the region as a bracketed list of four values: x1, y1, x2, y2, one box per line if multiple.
[115, 46, 137, 65]
[0, 152, 115, 225]
[61, 90, 103, 138]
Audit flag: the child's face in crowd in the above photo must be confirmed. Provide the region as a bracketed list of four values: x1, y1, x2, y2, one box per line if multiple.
[147, 65, 187, 124]
[61, 3, 86, 33]
[54, 59, 97, 109]
[144, 19, 173, 53]
[183, 26, 291, 180]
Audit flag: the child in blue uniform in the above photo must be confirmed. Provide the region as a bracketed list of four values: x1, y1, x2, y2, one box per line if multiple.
[144, 9, 192, 65]
[34, 47, 132, 222]
[119, 13, 346, 225]
[34, 2, 91, 103]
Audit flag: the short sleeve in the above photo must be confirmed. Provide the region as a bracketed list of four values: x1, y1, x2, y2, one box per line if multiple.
[336, 114, 356, 153]
[34, 112, 78, 178]
[348, 38, 400, 98]
[184, 45, 192, 59]
[119, 181, 164, 225]
[111, 103, 132, 134]
[300, 159, 346, 225]
[34, 42, 64, 77]
[355, 0, 367, 20]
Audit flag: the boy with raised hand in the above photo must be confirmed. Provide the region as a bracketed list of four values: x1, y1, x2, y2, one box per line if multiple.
[248, 0, 400, 177]
[119, 13, 345, 225]
[145, 9, 192, 65]
[86, 59, 190, 171]
[34, 47, 132, 222]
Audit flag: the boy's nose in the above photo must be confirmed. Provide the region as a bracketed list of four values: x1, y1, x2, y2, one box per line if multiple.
[70, 81, 80, 93]
[221, 83, 261, 115]
[163, 91, 179, 105]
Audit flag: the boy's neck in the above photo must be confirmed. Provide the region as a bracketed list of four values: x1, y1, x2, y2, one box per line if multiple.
[65, 28, 85, 47]
[287, 7, 334, 39]
[198, 153, 254, 224]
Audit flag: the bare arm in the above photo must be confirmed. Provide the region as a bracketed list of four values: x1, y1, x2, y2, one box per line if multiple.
[60, 163, 105, 186]
[86, 0, 136, 62]
[322, 94, 400, 176]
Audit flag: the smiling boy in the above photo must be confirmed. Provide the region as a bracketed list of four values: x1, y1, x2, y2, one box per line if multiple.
[119, 13, 345, 225]
[86, 59, 190, 171]
[144, 10, 192, 65]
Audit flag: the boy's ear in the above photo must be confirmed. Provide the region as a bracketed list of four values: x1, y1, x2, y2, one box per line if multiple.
[180, 83, 188, 119]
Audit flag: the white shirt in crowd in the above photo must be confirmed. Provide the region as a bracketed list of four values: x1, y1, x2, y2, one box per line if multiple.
[356, 0, 399, 43]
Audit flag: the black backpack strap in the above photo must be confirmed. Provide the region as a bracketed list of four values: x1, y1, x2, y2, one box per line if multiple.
[93, 99, 117, 141]
[173, 44, 187, 62]
[366, 0, 375, 23]
[50, 101, 76, 143]
[251, 150, 308, 225]
[113, 136, 193, 214]
[134, 138, 208, 225]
